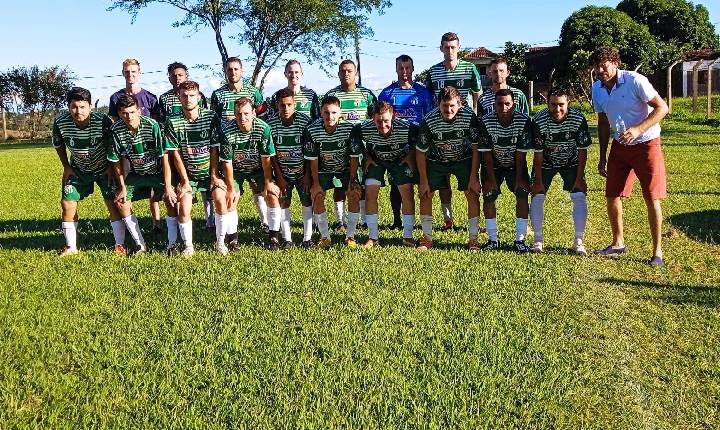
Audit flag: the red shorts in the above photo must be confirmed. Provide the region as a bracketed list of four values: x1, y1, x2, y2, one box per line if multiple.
[605, 138, 667, 200]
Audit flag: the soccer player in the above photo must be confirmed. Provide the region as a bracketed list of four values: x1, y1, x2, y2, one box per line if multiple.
[210, 57, 268, 232]
[267, 88, 314, 249]
[108, 93, 173, 254]
[158, 61, 214, 230]
[415, 86, 481, 251]
[303, 96, 360, 249]
[269, 60, 320, 120]
[324, 59, 377, 230]
[477, 89, 537, 252]
[528, 87, 591, 255]
[355, 102, 419, 247]
[109, 58, 164, 233]
[378, 54, 433, 229]
[214, 97, 280, 252]
[52, 87, 121, 255]
[478, 57, 530, 117]
[425, 32, 483, 231]
[165, 81, 220, 257]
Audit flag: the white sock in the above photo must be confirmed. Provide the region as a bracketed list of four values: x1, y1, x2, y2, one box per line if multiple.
[334, 201, 345, 225]
[110, 220, 125, 246]
[570, 192, 588, 241]
[315, 211, 330, 239]
[215, 213, 227, 245]
[302, 206, 313, 241]
[402, 214, 415, 239]
[516, 218, 528, 241]
[441, 203, 453, 222]
[254, 193, 268, 225]
[122, 214, 145, 248]
[166, 216, 178, 247]
[281, 207, 292, 241]
[62, 221, 77, 250]
[226, 210, 238, 235]
[468, 217, 479, 241]
[346, 211, 360, 238]
[359, 200, 366, 224]
[204, 199, 214, 225]
[530, 193, 546, 243]
[178, 220, 193, 248]
[486, 218, 498, 242]
[268, 206, 281, 232]
[366, 213, 379, 240]
[421, 215, 433, 239]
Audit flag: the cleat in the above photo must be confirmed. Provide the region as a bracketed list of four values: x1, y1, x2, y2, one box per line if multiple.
[416, 236, 433, 252]
[281, 240, 295, 250]
[648, 255, 664, 267]
[113, 244, 128, 256]
[181, 246, 195, 258]
[530, 241, 544, 253]
[480, 240, 500, 251]
[58, 246, 78, 257]
[363, 239, 378, 249]
[131, 245, 146, 256]
[390, 220, 403, 230]
[402, 238, 416, 248]
[317, 237, 332, 250]
[467, 239, 481, 251]
[215, 241, 229, 255]
[358, 222, 368, 230]
[227, 239, 241, 252]
[260, 222, 270, 233]
[572, 240, 587, 256]
[166, 243, 180, 256]
[301, 239, 316, 249]
[596, 245, 626, 256]
[440, 219, 455, 232]
[345, 237, 358, 249]
[267, 237, 281, 251]
[332, 221, 347, 233]
[513, 240, 530, 254]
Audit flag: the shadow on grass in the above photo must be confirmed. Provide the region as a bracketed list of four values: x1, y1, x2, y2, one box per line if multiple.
[0, 141, 50, 151]
[667, 210, 720, 244]
[600, 277, 719, 308]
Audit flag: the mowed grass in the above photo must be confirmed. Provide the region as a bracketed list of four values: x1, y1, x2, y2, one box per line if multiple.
[0, 109, 719, 428]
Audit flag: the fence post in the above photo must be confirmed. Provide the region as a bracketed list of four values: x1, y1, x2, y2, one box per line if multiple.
[692, 60, 703, 112]
[1, 107, 6, 141]
[528, 80, 534, 110]
[707, 59, 719, 118]
[666, 60, 681, 115]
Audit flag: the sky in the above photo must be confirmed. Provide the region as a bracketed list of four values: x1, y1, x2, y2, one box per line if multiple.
[2, 0, 719, 106]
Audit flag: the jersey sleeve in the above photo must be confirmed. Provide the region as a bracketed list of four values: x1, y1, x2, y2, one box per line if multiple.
[148, 94, 161, 121]
[209, 113, 221, 148]
[310, 91, 320, 120]
[302, 127, 318, 160]
[366, 89, 377, 118]
[107, 127, 122, 162]
[577, 115, 592, 150]
[468, 113, 480, 145]
[516, 118, 534, 152]
[101, 115, 114, 154]
[517, 92, 530, 115]
[422, 86, 434, 117]
[218, 127, 233, 163]
[108, 94, 118, 118]
[209, 90, 220, 116]
[254, 88, 264, 107]
[51, 117, 63, 148]
[199, 92, 209, 109]
[476, 118, 492, 152]
[152, 120, 165, 157]
[260, 124, 275, 157]
[378, 85, 391, 104]
[164, 119, 179, 151]
[351, 123, 365, 156]
[531, 117, 545, 153]
[470, 65, 482, 93]
[407, 123, 419, 150]
[416, 120, 431, 153]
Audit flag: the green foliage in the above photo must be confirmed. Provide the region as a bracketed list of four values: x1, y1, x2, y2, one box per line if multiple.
[502, 41, 530, 91]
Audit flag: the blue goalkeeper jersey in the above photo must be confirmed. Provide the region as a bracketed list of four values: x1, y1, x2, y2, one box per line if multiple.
[378, 81, 434, 125]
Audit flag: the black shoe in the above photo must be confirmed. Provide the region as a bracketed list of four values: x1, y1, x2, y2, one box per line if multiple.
[301, 239, 315, 249]
[260, 222, 270, 233]
[331, 221, 347, 233]
[267, 237, 281, 251]
[227, 239, 241, 252]
[358, 222, 368, 230]
[166, 243, 180, 256]
[513, 240, 529, 253]
[281, 240, 295, 250]
[390, 220, 403, 230]
[480, 240, 500, 251]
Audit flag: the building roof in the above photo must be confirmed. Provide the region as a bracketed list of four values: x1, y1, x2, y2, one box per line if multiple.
[465, 47, 498, 59]
[684, 49, 720, 61]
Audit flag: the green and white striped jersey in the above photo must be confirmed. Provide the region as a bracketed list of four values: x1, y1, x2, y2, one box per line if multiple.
[532, 108, 591, 169]
[266, 112, 312, 181]
[478, 111, 537, 169]
[302, 119, 359, 174]
[424, 59, 482, 104]
[417, 107, 479, 164]
[52, 111, 112, 175]
[353, 118, 418, 164]
[269, 87, 320, 120]
[164, 107, 220, 181]
[210, 84, 263, 120]
[218, 117, 274, 174]
[108, 116, 164, 176]
[478, 86, 529, 117]
[158, 89, 208, 122]
[323, 86, 377, 124]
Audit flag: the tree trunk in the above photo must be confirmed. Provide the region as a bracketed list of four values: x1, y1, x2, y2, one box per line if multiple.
[213, 24, 228, 66]
[1, 107, 6, 141]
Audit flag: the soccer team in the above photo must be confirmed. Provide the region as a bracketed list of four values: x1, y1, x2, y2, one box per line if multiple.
[52, 33, 669, 265]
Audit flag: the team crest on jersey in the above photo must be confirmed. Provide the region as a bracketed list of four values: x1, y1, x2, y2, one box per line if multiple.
[411, 97, 418, 105]
[510, 136, 517, 144]
[201, 129, 209, 139]
[457, 79, 465, 87]
[435, 132, 443, 141]
[491, 135, 498, 144]
[68, 137, 75, 147]
[354, 99, 361, 107]
[64, 184, 74, 195]
[565, 132, 571, 140]
[337, 139, 347, 148]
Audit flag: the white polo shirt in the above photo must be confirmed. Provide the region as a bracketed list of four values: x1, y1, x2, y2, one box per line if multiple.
[592, 69, 660, 143]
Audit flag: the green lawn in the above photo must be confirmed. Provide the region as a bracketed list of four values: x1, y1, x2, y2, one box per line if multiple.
[0, 113, 718, 428]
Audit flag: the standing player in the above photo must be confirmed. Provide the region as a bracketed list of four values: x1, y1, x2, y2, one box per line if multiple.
[108, 94, 173, 254]
[415, 86, 481, 251]
[165, 81, 220, 256]
[477, 89, 537, 252]
[214, 98, 280, 251]
[355, 102, 419, 247]
[425, 32, 483, 231]
[269, 60, 320, 120]
[529, 88, 591, 255]
[52, 87, 122, 255]
[267, 88, 314, 248]
[303, 96, 361, 249]
[478, 57, 529, 117]
[324, 59, 377, 231]
[210, 57, 268, 231]
[378, 54, 433, 230]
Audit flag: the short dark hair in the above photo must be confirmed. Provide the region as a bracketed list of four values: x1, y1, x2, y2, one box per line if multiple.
[494, 88, 514, 101]
[441, 32, 459, 44]
[285, 59, 302, 72]
[275, 88, 295, 102]
[590, 46, 620, 66]
[339, 59, 356, 70]
[438, 86, 461, 103]
[66, 87, 92, 105]
[396, 55, 414, 66]
[490, 57, 508, 67]
[234, 97, 253, 111]
[116, 93, 139, 111]
[548, 87, 571, 101]
[178, 81, 200, 92]
[372, 101, 394, 116]
[321, 95, 341, 108]
[167, 62, 188, 75]
[225, 56, 243, 68]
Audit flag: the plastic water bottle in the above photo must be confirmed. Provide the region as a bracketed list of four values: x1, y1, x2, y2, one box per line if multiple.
[614, 114, 626, 142]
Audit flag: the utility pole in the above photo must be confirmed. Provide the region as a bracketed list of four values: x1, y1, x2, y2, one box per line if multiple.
[354, 31, 362, 86]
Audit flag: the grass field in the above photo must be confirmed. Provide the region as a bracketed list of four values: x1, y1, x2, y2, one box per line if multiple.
[0, 106, 718, 428]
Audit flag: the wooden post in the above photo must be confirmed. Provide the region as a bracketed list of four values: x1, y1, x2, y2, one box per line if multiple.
[1, 106, 6, 141]
[692, 60, 703, 112]
[528, 80, 534, 109]
[354, 32, 362, 86]
[708, 59, 719, 118]
[666, 60, 681, 114]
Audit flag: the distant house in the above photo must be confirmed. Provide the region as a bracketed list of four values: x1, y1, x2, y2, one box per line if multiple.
[678, 49, 720, 97]
[525, 46, 561, 103]
[463, 47, 498, 89]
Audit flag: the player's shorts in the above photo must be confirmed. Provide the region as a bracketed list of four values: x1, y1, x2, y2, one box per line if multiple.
[124, 173, 165, 201]
[535, 167, 584, 193]
[364, 160, 418, 187]
[232, 169, 266, 195]
[481, 166, 530, 201]
[427, 158, 473, 192]
[606, 138, 666, 200]
[281, 176, 311, 207]
[62, 169, 114, 202]
[333, 156, 363, 188]
[320, 172, 350, 191]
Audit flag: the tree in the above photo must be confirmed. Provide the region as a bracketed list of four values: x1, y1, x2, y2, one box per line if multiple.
[5, 66, 74, 137]
[109, 0, 391, 89]
[502, 41, 530, 91]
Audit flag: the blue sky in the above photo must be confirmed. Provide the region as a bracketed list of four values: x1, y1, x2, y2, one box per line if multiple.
[2, 0, 719, 106]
